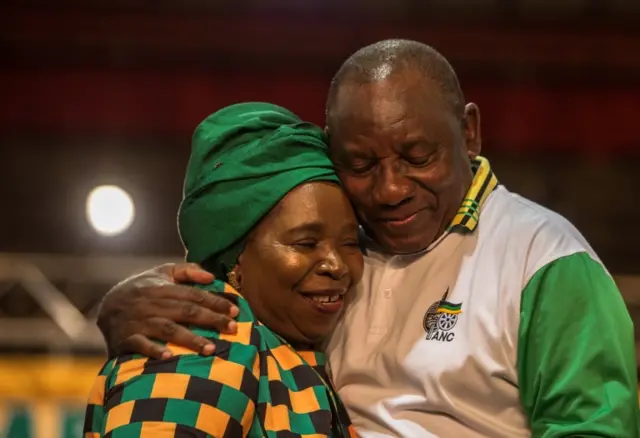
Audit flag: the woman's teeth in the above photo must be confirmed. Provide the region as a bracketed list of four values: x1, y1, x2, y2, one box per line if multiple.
[309, 294, 341, 303]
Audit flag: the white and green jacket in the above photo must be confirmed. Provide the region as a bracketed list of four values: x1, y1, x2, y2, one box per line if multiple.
[326, 157, 639, 437]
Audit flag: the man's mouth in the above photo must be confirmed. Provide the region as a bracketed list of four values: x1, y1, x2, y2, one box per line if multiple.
[383, 213, 418, 226]
[377, 209, 426, 228]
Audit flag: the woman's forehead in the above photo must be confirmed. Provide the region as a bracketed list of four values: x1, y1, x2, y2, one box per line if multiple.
[259, 182, 356, 232]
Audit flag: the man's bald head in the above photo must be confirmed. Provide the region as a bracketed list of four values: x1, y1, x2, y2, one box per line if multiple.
[323, 39, 481, 254]
[325, 39, 465, 130]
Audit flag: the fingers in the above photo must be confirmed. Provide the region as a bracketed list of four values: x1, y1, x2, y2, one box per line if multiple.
[148, 298, 237, 333]
[120, 333, 172, 360]
[118, 285, 238, 338]
[171, 263, 214, 285]
[178, 306, 237, 334]
[154, 286, 239, 319]
[144, 317, 216, 356]
[185, 287, 239, 317]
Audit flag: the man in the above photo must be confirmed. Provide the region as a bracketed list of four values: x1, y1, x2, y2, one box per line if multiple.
[96, 40, 639, 437]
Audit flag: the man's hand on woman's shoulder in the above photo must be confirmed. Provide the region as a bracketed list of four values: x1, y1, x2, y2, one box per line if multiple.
[97, 262, 239, 359]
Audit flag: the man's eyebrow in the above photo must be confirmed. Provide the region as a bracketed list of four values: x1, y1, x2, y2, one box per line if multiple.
[333, 147, 374, 159]
[398, 139, 440, 153]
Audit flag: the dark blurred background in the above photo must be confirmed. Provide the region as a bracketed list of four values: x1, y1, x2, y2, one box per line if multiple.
[1, 1, 639, 436]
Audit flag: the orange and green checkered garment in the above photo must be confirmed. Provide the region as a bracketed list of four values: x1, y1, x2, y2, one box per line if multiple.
[84, 279, 357, 437]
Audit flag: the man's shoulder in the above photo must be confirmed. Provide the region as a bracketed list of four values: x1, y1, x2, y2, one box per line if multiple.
[481, 186, 601, 276]
[484, 186, 590, 245]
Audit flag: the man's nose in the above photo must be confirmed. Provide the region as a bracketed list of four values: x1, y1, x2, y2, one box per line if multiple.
[372, 162, 414, 207]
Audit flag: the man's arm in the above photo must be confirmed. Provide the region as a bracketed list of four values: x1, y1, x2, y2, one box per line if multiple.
[518, 252, 639, 438]
[97, 263, 239, 359]
[92, 340, 259, 437]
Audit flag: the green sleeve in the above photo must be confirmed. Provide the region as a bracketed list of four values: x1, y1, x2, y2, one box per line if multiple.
[518, 251, 639, 437]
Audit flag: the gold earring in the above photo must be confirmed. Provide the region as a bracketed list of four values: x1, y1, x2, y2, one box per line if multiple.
[227, 271, 241, 291]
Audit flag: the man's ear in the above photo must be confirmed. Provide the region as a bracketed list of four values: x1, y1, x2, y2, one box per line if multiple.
[463, 103, 482, 159]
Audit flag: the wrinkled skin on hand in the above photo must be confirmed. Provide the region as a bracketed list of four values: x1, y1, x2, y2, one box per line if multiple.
[97, 263, 239, 359]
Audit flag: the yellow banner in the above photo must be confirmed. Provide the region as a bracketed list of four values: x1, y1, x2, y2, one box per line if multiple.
[0, 356, 105, 438]
[0, 356, 105, 401]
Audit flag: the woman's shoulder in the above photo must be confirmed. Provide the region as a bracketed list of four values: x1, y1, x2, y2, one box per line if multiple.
[188, 278, 263, 350]
[95, 332, 262, 437]
[101, 332, 264, 401]
[102, 279, 264, 385]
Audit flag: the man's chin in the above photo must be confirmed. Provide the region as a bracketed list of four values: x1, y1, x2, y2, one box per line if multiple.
[360, 222, 441, 255]
[376, 233, 435, 256]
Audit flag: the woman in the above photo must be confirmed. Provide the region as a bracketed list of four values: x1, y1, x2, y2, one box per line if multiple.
[84, 103, 363, 437]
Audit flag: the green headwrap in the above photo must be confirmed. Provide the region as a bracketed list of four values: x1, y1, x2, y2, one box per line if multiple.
[178, 102, 340, 280]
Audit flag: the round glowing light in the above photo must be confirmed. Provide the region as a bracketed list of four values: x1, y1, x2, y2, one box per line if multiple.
[86, 185, 135, 236]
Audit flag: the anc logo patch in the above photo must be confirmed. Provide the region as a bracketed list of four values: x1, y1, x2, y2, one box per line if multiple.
[423, 287, 462, 342]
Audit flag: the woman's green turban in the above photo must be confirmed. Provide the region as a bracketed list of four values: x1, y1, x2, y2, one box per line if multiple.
[178, 102, 340, 279]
